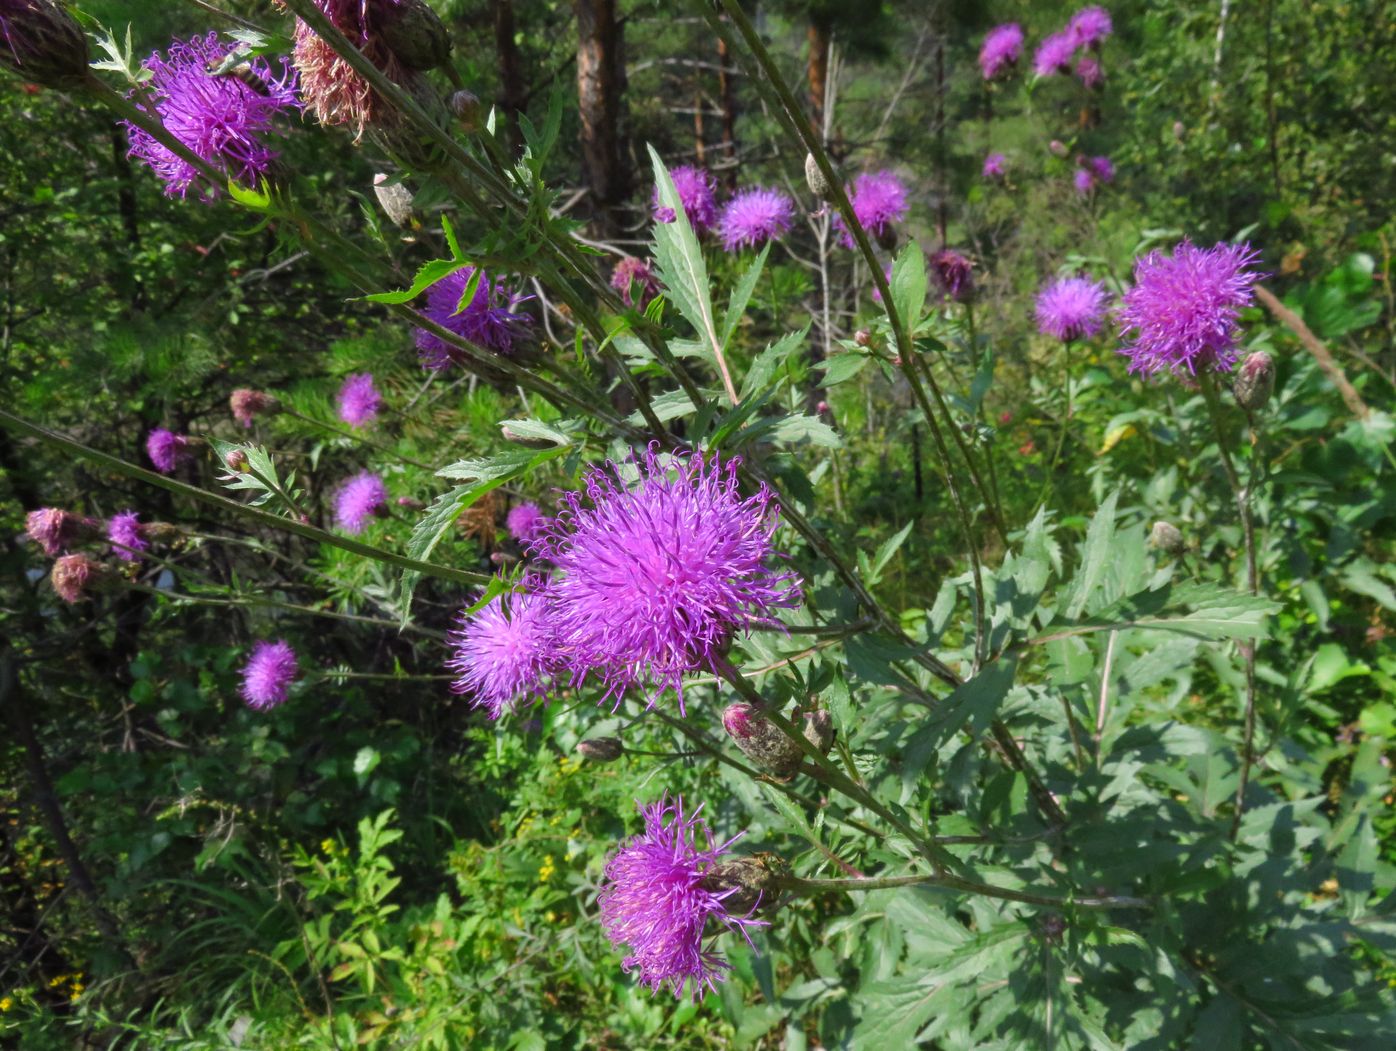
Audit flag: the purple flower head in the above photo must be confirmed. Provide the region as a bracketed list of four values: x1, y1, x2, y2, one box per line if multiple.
[107, 511, 148, 563]
[1068, 6, 1114, 49]
[506, 502, 547, 545]
[1075, 54, 1104, 88]
[146, 429, 191, 474]
[611, 257, 661, 309]
[51, 553, 95, 604]
[930, 249, 975, 303]
[1087, 155, 1115, 183]
[1117, 240, 1264, 377]
[599, 794, 766, 1001]
[1033, 31, 1078, 77]
[978, 23, 1024, 80]
[1035, 275, 1111, 342]
[446, 589, 554, 719]
[240, 639, 298, 711]
[718, 187, 795, 252]
[124, 33, 299, 200]
[1073, 167, 1096, 195]
[535, 447, 801, 711]
[230, 388, 275, 428]
[25, 507, 79, 556]
[414, 267, 533, 370]
[333, 471, 389, 534]
[982, 152, 1007, 179]
[834, 170, 909, 249]
[652, 165, 717, 233]
[337, 373, 381, 428]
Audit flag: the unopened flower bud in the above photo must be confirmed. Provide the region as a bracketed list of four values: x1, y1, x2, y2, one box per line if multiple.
[448, 89, 481, 132]
[139, 521, 184, 545]
[699, 854, 785, 916]
[224, 449, 249, 472]
[382, 0, 453, 71]
[577, 737, 624, 762]
[395, 496, 425, 510]
[51, 553, 102, 604]
[1232, 350, 1275, 413]
[0, 0, 90, 90]
[722, 703, 803, 779]
[1172, 120, 1185, 141]
[854, 329, 871, 348]
[804, 153, 835, 202]
[500, 424, 556, 450]
[1150, 520, 1185, 555]
[1049, 139, 1068, 158]
[372, 173, 415, 226]
[802, 710, 835, 755]
[815, 401, 830, 415]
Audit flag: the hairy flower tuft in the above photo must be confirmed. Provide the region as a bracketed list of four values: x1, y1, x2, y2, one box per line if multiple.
[1068, 6, 1114, 49]
[505, 502, 547, 545]
[240, 639, 298, 710]
[333, 471, 389, 533]
[414, 267, 532, 370]
[51, 553, 97, 604]
[107, 511, 148, 563]
[610, 257, 661, 309]
[337, 373, 381, 428]
[599, 795, 765, 1001]
[1036, 275, 1111, 342]
[978, 23, 1024, 80]
[230, 388, 276, 428]
[834, 170, 909, 249]
[446, 589, 554, 718]
[25, 507, 85, 556]
[1075, 54, 1104, 88]
[124, 33, 299, 200]
[1117, 240, 1263, 377]
[652, 165, 717, 233]
[982, 152, 1007, 179]
[1033, 31, 1078, 77]
[717, 187, 795, 252]
[288, 0, 420, 136]
[930, 249, 975, 303]
[536, 447, 801, 710]
[146, 429, 191, 474]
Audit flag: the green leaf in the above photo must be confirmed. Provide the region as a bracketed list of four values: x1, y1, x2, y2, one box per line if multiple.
[1036, 583, 1279, 644]
[647, 145, 724, 376]
[362, 258, 463, 306]
[497, 418, 575, 447]
[819, 352, 870, 387]
[1065, 489, 1120, 619]
[889, 242, 928, 331]
[864, 521, 913, 588]
[764, 413, 841, 449]
[353, 746, 381, 781]
[721, 243, 769, 351]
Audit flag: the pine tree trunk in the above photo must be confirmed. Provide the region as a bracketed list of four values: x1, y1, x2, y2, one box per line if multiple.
[494, 0, 526, 150]
[573, 0, 629, 233]
[807, 17, 830, 140]
[717, 34, 738, 186]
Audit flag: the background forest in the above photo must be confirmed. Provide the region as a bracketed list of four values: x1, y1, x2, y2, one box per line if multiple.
[3, 0, 1396, 1048]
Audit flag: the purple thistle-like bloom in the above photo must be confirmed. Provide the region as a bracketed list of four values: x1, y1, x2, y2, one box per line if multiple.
[1068, 6, 1114, 49]
[25, 508, 78, 556]
[333, 471, 389, 534]
[718, 187, 795, 252]
[107, 511, 147, 563]
[1035, 276, 1111, 342]
[1087, 155, 1115, 183]
[414, 267, 533, 370]
[146, 429, 190, 474]
[1073, 167, 1096, 195]
[446, 590, 554, 719]
[930, 249, 975, 303]
[1033, 31, 1078, 77]
[337, 373, 381, 428]
[652, 165, 717, 233]
[536, 447, 801, 710]
[506, 502, 547, 545]
[51, 553, 95, 604]
[982, 152, 1007, 179]
[978, 23, 1024, 80]
[599, 795, 766, 1001]
[230, 388, 275, 428]
[611, 257, 661, 309]
[834, 170, 909, 249]
[240, 639, 298, 711]
[1075, 54, 1104, 88]
[1117, 240, 1263, 377]
[124, 33, 299, 200]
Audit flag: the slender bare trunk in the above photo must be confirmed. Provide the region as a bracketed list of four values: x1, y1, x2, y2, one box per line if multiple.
[807, 17, 830, 141]
[573, 0, 629, 234]
[494, 0, 526, 150]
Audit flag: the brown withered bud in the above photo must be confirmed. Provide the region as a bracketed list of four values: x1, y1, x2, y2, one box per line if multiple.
[1150, 520, 1185, 555]
[139, 521, 184, 545]
[0, 1, 90, 90]
[699, 854, 786, 917]
[577, 737, 624, 763]
[448, 89, 481, 132]
[372, 173, 415, 226]
[1233, 350, 1275, 413]
[802, 710, 836, 755]
[50, 553, 104, 604]
[229, 388, 277, 428]
[381, 0, 452, 72]
[804, 153, 836, 202]
[722, 703, 803, 779]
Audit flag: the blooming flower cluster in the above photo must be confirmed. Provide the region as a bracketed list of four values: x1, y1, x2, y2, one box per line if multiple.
[447, 447, 801, 720]
[598, 795, 765, 1000]
[717, 187, 796, 252]
[978, 23, 1024, 80]
[414, 267, 533, 370]
[1117, 240, 1263, 377]
[240, 639, 298, 710]
[653, 165, 718, 232]
[124, 33, 299, 199]
[834, 170, 909, 249]
[982, 152, 1008, 180]
[505, 502, 547, 545]
[107, 511, 148, 563]
[146, 428, 192, 474]
[930, 248, 975, 303]
[1073, 155, 1115, 195]
[337, 373, 381, 428]
[333, 471, 389, 533]
[610, 257, 661, 309]
[1035, 275, 1111, 342]
[1011, 6, 1114, 80]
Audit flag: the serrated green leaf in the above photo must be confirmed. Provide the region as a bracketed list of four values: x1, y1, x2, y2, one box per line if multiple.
[742, 327, 809, 401]
[819, 352, 870, 387]
[721, 243, 769, 350]
[363, 258, 463, 306]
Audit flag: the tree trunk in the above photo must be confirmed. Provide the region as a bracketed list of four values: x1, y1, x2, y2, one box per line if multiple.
[807, 16, 830, 141]
[573, 0, 629, 233]
[494, 0, 526, 151]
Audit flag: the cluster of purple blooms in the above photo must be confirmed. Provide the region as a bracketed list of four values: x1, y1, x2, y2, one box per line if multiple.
[124, 33, 300, 200]
[239, 639, 299, 710]
[414, 267, 533, 371]
[1035, 275, 1112, 342]
[1073, 154, 1115, 196]
[447, 446, 801, 721]
[654, 165, 797, 253]
[978, 7, 1111, 87]
[146, 428, 192, 474]
[333, 471, 390, 534]
[833, 170, 909, 249]
[337, 373, 381, 428]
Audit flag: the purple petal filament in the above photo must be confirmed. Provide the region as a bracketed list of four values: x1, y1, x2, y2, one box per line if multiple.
[240, 639, 298, 710]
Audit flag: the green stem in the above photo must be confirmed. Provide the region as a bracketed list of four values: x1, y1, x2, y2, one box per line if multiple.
[1036, 339, 1074, 511]
[280, 409, 435, 471]
[779, 873, 1149, 911]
